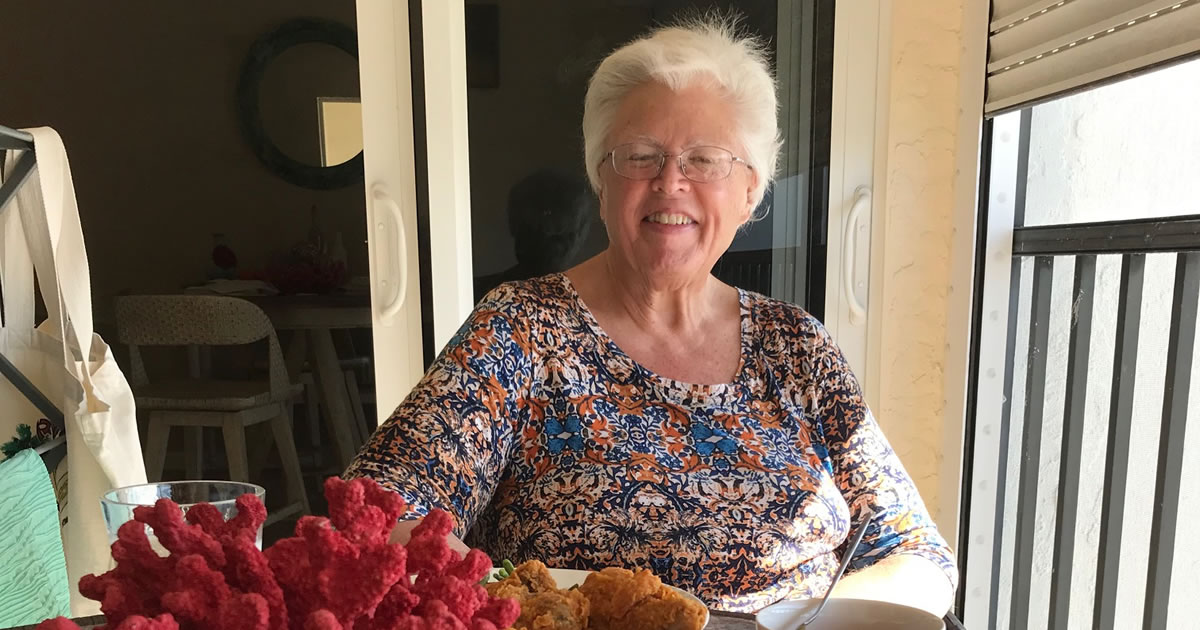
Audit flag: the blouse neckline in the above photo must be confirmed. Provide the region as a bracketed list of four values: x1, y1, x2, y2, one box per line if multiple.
[554, 272, 756, 400]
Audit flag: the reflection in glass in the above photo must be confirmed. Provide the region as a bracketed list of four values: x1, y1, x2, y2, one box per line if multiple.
[258, 42, 359, 166]
[463, 1, 833, 315]
[318, 97, 364, 167]
[474, 169, 593, 301]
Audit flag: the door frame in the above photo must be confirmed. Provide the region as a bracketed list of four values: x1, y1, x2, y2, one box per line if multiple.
[824, 0, 890, 401]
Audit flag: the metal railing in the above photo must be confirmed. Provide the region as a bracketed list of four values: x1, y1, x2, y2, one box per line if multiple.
[983, 216, 1199, 629]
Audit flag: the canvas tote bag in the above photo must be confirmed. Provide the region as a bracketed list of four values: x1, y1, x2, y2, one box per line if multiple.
[0, 127, 147, 615]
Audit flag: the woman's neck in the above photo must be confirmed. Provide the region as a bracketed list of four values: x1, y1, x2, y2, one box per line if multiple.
[568, 251, 730, 336]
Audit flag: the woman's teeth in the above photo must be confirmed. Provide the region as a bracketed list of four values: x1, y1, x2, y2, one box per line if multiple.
[646, 213, 695, 225]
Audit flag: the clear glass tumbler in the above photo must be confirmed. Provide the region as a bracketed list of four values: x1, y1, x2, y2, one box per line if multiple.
[100, 480, 267, 554]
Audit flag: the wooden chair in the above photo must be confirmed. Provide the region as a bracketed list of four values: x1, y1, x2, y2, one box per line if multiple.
[113, 295, 310, 522]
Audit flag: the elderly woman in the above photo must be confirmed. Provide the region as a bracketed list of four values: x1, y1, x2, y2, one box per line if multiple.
[346, 17, 957, 615]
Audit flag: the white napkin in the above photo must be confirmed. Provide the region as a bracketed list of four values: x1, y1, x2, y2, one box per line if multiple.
[184, 279, 280, 296]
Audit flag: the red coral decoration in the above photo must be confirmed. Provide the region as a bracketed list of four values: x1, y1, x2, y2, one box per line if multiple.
[40, 477, 518, 630]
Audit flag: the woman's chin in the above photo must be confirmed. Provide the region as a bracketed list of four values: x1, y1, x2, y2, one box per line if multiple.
[626, 252, 710, 286]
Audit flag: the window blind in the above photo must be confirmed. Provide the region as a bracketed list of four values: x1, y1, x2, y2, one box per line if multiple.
[986, 0, 1200, 114]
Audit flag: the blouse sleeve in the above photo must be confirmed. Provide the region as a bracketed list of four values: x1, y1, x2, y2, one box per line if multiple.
[343, 289, 533, 537]
[807, 320, 959, 590]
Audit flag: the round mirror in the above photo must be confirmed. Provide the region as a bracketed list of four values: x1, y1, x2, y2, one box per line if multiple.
[237, 19, 363, 189]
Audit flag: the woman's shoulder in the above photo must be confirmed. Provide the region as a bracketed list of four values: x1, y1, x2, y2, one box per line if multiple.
[477, 273, 574, 312]
[738, 288, 828, 341]
[472, 273, 582, 335]
[436, 275, 581, 368]
[738, 289, 854, 394]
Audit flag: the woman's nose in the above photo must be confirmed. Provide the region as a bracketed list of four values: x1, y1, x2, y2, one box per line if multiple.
[653, 156, 690, 192]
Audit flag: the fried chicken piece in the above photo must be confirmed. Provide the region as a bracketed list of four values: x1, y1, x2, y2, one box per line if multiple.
[510, 589, 589, 630]
[483, 578, 534, 603]
[579, 568, 706, 630]
[575, 567, 657, 625]
[484, 561, 588, 630]
[484, 559, 559, 598]
[619, 591, 706, 630]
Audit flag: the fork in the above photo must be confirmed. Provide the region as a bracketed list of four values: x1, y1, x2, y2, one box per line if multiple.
[792, 507, 879, 629]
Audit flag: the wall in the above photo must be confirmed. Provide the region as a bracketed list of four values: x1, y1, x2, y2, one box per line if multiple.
[873, 0, 968, 532]
[0, 0, 366, 332]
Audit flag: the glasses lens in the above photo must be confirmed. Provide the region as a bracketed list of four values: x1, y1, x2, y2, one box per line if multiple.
[609, 144, 738, 182]
[681, 147, 733, 182]
[612, 143, 663, 179]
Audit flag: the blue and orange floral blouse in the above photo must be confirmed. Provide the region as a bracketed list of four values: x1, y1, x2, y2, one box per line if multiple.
[345, 273, 957, 611]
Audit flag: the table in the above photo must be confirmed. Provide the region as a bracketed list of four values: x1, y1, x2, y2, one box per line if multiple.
[7, 615, 104, 629]
[709, 610, 758, 630]
[6, 610, 967, 629]
[6, 613, 754, 629]
[246, 293, 372, 471]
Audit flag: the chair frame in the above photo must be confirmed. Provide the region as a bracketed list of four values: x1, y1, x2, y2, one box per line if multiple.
[113, 295, 310, 521]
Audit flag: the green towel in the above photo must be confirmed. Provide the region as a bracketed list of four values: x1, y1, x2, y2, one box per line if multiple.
[0, 449, 71, 627]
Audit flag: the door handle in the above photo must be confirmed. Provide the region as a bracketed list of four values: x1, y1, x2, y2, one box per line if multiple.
[372, 185, 408, 320]
[843, 186, 870, 325]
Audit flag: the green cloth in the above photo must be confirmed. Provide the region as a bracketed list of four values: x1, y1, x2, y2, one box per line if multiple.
[0, 449, 71, 627]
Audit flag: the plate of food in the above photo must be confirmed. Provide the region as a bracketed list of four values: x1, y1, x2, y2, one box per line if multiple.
[485, 560, 709, 630]
[755, 597, 942, 630]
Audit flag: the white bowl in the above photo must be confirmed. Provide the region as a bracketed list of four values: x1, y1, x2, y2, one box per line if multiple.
[755, 598, 942, 630]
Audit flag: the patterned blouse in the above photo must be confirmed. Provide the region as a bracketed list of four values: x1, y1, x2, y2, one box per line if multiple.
[345, 273, 957, 612]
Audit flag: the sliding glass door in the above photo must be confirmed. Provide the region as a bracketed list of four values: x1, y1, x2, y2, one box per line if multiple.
[356, 0, 894, 411]
[456, 0, 834, 353]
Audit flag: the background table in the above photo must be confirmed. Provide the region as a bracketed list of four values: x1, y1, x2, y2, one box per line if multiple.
[247, 293, 372, 470]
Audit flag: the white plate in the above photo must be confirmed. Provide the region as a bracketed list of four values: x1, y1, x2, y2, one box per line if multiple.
[490, 567, 710, 628]
[755, 598, 942, 630]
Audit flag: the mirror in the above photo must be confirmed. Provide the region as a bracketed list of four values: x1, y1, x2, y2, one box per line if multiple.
[317, 97, 363, 167]
[237, 19, 363, 189]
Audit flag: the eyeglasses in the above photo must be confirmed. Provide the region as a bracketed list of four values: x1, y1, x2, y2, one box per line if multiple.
[601, 142, 752, 183]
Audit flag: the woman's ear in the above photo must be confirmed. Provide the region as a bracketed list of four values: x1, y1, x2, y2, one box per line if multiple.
[743, 174, 759, 219]
[596, 187, 605, 220]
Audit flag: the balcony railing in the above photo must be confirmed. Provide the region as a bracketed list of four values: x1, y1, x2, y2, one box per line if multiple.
[967, 214, 1200, 629]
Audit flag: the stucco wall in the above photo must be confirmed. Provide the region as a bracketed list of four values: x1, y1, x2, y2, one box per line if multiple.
[875, 0, 966, 529]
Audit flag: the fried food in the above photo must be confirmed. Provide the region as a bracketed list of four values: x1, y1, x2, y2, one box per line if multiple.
[511, 589, 590, 630]
[579, 567, 707, 630]
[486, 559, 561, 598]
[485, 560, 589, 630]
[487, 561, 706, 630]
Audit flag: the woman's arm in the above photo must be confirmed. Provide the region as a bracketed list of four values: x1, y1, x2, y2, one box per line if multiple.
[389, 518, 471, 556]
[805, 320, 959, 618]
[830, 552, 954, 618]
[344, 289, 534, 539]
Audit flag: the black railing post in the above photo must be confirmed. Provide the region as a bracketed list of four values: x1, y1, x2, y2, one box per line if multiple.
[1048, 255, 1096, 629]
[1094, 254, 1145, 630]
[1143, 252, 1200, 630]
[1011, 255, 1054, 629]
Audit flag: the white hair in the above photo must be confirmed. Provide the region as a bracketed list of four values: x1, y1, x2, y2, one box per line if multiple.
[581, 14, 781, 211]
